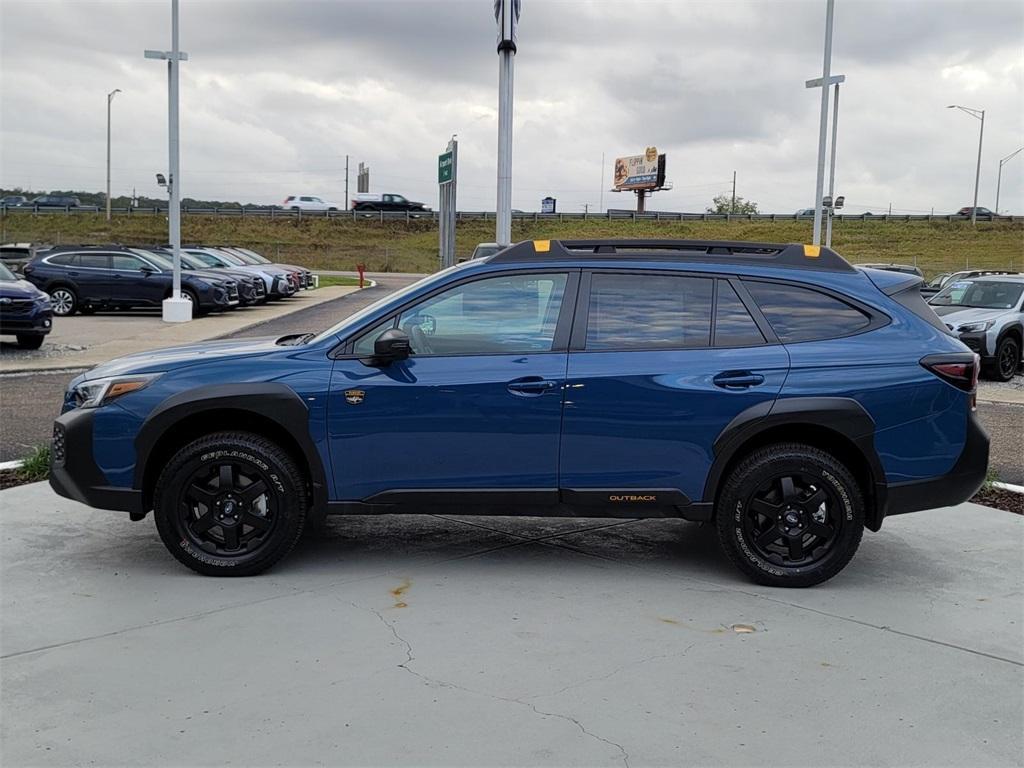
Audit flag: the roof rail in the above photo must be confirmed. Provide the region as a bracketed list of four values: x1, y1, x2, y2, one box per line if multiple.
[489, 239, 855, 272]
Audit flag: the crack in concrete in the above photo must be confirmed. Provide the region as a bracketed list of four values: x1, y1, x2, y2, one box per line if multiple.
[352, 599, 631, 768]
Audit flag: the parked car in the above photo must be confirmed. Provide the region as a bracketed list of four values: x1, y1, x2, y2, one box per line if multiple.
[352, 193, 429, 212]
[0, 261, 52, 349]
[0, 195, 28, 208]
[1, 242, 49, 274]
[183, 247, 296, 300]
[22, 245, 239, 316]
[855, 263, 923, 278]
[141, 248, 264, 307]
[29, 195, 81, 208]
[927, 274, 1023, 381]
[217, 246, 313, 290]
[956, 206, 995, 218]
[49, 238, 988, 587]
[281, 195, 341, 212]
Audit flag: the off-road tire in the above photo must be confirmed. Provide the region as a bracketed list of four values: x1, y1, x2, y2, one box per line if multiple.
[153, 431, 308, 576]
[715, 443, 864, 588]
[990, 336, 1020, 382]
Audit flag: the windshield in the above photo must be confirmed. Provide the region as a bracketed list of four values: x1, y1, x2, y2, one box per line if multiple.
[311, 264, 466, 344]
[225, 249, 260, 265]
[238, 249, 271, 264]
[929, 279, 1024, 309]
[0, 263, 17, 281]
[131, 249, 175, 270]
[211, 249, 245, 266]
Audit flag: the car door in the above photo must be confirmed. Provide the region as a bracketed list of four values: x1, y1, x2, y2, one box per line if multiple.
[558, 271, 789, 507]
[327, 270, 578, 503]
[73, 253, 113, 304]
[110, 253, 165, 306]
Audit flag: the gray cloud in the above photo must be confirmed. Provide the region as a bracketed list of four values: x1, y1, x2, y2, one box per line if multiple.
[2, 0, 1022, 216]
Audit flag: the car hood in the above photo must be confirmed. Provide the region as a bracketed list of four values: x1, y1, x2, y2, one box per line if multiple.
[76, 337, 285, 381]
[930, 305, 1010, 327]
[0, 279, 45, 299]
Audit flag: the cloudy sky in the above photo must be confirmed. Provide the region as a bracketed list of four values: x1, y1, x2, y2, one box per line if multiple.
[1, 0, 1022, 214]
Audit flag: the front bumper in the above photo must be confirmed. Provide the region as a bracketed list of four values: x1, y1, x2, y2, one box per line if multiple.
[884, 407, 990, 519]
[956, 331, 990, 358]
[0, 304, 53, 335]
[50, 407, 143, 514]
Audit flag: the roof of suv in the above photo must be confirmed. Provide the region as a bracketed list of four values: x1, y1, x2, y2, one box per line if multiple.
[488, 239, 855, 273]
[965, 274, 1024, 283]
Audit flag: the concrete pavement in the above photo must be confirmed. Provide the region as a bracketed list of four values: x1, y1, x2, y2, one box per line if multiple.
[1, 482, 1021, 767]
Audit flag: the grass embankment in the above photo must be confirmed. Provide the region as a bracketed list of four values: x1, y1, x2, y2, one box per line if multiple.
[2, 212, 1021, 278]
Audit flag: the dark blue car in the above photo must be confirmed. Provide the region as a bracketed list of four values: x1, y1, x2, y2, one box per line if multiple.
[0, 261, 53, 348]
[49, 239, 989, 586]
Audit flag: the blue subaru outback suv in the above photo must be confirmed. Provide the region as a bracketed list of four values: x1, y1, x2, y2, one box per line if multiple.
[50, 239, 989, 586]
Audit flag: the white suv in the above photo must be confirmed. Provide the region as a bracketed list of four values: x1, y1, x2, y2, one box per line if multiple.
[282, 195, 341, 212]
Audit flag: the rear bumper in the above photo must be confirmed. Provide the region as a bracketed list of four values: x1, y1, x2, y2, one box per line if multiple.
[49, 407, 143, 515]
[884, 408, 989, 519]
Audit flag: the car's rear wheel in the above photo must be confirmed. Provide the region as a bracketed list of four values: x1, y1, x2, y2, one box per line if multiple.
[715, 443, 864, 587]
[49, 286, 77, 316]
[153, 432, 308, 576]
[992, 336, 1020, 382]
[16, 334, 44, 349]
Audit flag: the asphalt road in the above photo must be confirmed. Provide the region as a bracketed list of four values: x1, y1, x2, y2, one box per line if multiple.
[1, 271, 1021, 487]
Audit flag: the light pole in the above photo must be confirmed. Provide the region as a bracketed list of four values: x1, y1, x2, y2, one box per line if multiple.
[145, 0, 189, 322]
[947, 105, 985, 225]
[494, 0, 520, 247]
[106, 89, 121, 222]
[806, 73, 845, 247]
[995, 147, 1023, 215]
[811, 0, 835, 246]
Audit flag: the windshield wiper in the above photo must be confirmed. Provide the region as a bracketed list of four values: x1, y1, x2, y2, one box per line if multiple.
[275, 332, 315, 346]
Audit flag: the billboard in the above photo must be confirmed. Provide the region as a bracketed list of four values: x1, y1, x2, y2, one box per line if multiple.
[613, 147, 666, 191]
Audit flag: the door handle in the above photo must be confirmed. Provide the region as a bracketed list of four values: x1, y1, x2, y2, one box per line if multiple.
[507, 377, 559, 396]
[713, 371, 765, 389]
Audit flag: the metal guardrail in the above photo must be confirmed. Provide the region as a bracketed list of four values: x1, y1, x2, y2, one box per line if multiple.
[1, 205, 1020, 223]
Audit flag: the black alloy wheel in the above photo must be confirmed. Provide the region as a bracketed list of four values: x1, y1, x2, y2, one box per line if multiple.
[154, 432, 307, 576]
[995, 337, 1020, 382]
[715, 443, 864, 587]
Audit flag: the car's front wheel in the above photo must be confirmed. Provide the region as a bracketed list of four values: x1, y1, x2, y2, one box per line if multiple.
[715, 443, 864, 587]
[153, 432, 308, 576]
[991, 336, 1020, 382]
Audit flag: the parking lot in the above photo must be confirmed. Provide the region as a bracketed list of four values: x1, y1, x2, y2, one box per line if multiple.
[1, 480, 1021, 766]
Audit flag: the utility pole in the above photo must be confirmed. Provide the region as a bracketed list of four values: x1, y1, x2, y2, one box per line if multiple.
[995, 147, 1023, 215]
[825, 81, 840, 247]
[730, 170, 736, 214]
[145, 0, 189, 322]
[105, 88, 121, 222]
[344, 154, 350, 210]
[947, 105, 985, 225]
[494, 0, 520, 246]
[811, 0, 835, 245]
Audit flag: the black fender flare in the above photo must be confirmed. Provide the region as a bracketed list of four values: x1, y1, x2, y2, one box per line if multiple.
[995, 322, 1023, 347]
[701, 396, 887, 529]
[133, 382, 329, 514]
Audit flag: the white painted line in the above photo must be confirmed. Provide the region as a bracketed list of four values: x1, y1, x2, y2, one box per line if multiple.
[993, 481, 1024, 494]
[0, 459, 24, 472]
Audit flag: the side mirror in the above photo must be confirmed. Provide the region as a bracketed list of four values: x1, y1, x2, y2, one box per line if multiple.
[139, 265, 155, 275]
[372, 328, 411, 365]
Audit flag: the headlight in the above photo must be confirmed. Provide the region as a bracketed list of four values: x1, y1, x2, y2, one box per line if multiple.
[34, 295, 51, 307]
[958, 320, 994, 333]
[70, 373, 162, 409]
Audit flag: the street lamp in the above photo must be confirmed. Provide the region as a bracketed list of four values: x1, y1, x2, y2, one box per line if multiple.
[809, 0, 835, 246]
[947, 105, 985, 225]
[106, 89, 121, 222]
[145, 0, 190, 323]
[807, 73, 845, 247]
[995, 147, 1023, 215]
[494, 0, 520, 247]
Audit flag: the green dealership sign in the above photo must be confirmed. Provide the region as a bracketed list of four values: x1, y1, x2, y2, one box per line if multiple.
[438, 151, 454, 184]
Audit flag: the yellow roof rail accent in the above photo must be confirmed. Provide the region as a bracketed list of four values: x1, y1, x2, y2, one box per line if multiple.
[534, 240, 551, 252]
[803, 244, 821, 258]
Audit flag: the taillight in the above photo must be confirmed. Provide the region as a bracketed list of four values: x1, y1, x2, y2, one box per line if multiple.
[921, 352, 980, 405]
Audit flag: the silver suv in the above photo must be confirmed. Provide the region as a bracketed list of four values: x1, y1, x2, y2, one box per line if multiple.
[928, 274, 1023, 381]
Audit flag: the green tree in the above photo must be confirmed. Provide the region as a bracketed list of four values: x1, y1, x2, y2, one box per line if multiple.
[707, 193, 759, 214]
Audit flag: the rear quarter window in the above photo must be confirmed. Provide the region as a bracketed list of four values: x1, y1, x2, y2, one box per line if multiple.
[745, 280, 871, 342]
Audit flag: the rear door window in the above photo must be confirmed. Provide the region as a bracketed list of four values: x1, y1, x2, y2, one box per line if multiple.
[585, 273, 713, 350]
[78, 254, 111, 270]
[714, 281, 765, 346]
[745, 281, 870, 342]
